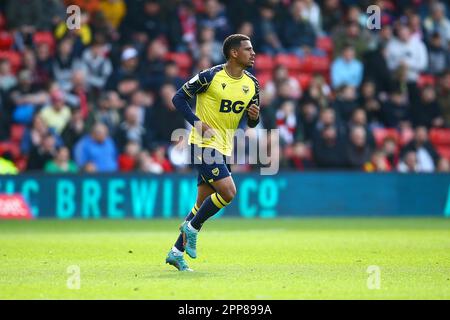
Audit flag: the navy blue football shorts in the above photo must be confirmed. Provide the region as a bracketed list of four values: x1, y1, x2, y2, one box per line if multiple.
[190, 144, 232, 187]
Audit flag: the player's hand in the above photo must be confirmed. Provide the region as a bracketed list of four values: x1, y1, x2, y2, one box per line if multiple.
[248, 104, 260, 120]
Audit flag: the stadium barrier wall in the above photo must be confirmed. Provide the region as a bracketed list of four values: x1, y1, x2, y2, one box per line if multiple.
[0, 173, 449, 218]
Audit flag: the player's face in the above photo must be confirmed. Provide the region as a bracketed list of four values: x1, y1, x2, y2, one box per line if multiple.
[236, 40, 255, 68]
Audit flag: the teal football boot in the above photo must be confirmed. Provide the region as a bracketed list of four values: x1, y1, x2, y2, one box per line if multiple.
[165, 250, 192, 271]
[181, 222, 198, 259]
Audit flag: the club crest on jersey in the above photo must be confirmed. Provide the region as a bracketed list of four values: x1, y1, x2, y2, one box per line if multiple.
[212, 168, 220, 176]
[242, 85, 249, 94]
[221, 83, 227, 89]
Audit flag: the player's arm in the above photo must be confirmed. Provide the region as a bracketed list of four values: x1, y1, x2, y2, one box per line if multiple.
[246, 78, 260, 128]
[172, 71, 213, 134]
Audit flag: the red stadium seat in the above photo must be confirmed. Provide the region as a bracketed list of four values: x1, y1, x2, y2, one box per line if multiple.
[165, 52, 193, 70]
[308, 56, 331, 74]
[255, 54, 274, 73]
[0, 31, 13, 50]
[399, 127, 414, 146]
[429, 128, 450, 146]
[436, 146, 450, 161]
[294, 73, 313, 90]
[417, 74, 436, 88]
[10, 124, 26, 144]
[15, 156, 28, 172]
[316, 36, 333, 56]
[256, 72, 272, 89]
[274, 54, 302, 71]
[0, 50, 22, 74]
[0, 141, 21, 160]
[373, 128, 400, 147]
[33, 31, 56, 54]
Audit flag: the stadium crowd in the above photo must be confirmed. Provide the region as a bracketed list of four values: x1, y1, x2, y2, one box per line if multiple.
[0, 0, 449, 174]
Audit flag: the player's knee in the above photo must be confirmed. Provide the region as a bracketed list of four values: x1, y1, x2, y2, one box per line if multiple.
[219, 186, 236, 204]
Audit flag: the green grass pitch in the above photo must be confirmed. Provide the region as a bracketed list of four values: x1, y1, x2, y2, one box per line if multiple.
[0, 218, 449, 299]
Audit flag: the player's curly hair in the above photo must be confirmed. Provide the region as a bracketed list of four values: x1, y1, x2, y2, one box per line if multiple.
[222, 34, 250, 60]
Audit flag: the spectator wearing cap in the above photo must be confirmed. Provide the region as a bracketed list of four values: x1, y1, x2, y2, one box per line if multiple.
[331, 45, 363, 89]
[385, 24, 428, 84]
[74, 122, 118, 172]
[106, 46, 141, 91]
[39, 89, 71, 134]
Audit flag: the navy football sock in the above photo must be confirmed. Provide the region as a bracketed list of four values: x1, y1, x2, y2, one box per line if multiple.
[189, 193, 229, 230]
[174, 204, 199, 252]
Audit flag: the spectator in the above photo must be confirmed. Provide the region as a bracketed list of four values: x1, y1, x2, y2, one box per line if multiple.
[257, 3, 284, 55]
[400, 126, 440, 172]
[39, 89, 71, 134]
[333, 21, 371, 60]
[265, 65, 302, 100]
[74, 122, 118, 172]
[332, 85, 359, 123]
[331, 45, 363, 89]
[438, 70, 450, 126]
[162, 61, 186, 90]
[52, 37, 83, 91]
[197, 0, 231, 41]
[140, 39, 168, 91]
[151, 83, 187, 145]
[346, 125, 373, 169]
[87, 91, 122, 135]
[44, 146, 78, 173]
[195, 26, 224, 65]
[106, 46, 142, 91]
[282, 0, 318, 57]
[20, 114, 62, 154]
[312, 125, 347, 168]
[137, 150, 164, 174]
[118, 141, 141, 172]
[385, 24, 428, 84]
[381, 136, 399, 169]
[114, 105, 149, 153]
[9, 69, 47, 125]
[65, 70, 92, 120]
[276, 100, 299, 146]
[320, 0, 342, 34]
[397, 150, 418, 172]
[81, 36, 113, 91]
[348, 108, 376, 148]
[364, 150, 392, 172]
[411, 85, 444, 128]
[151, 145, 173, 173]
[423, 2, 450, 46]
[0, 58, 17, 92]
[426, 32, 449, 75]
[27, 133, 57, 171]
[35, 42, 54, 86]
[61, 108, 86, 151]
[381, 90, 411, 129]
[437, 157, 450, 173]
[298, 100, 319, 143]
[98, 0, 127, 30]
[284, 141, 313, 170]
[358, 81, 383, 127]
